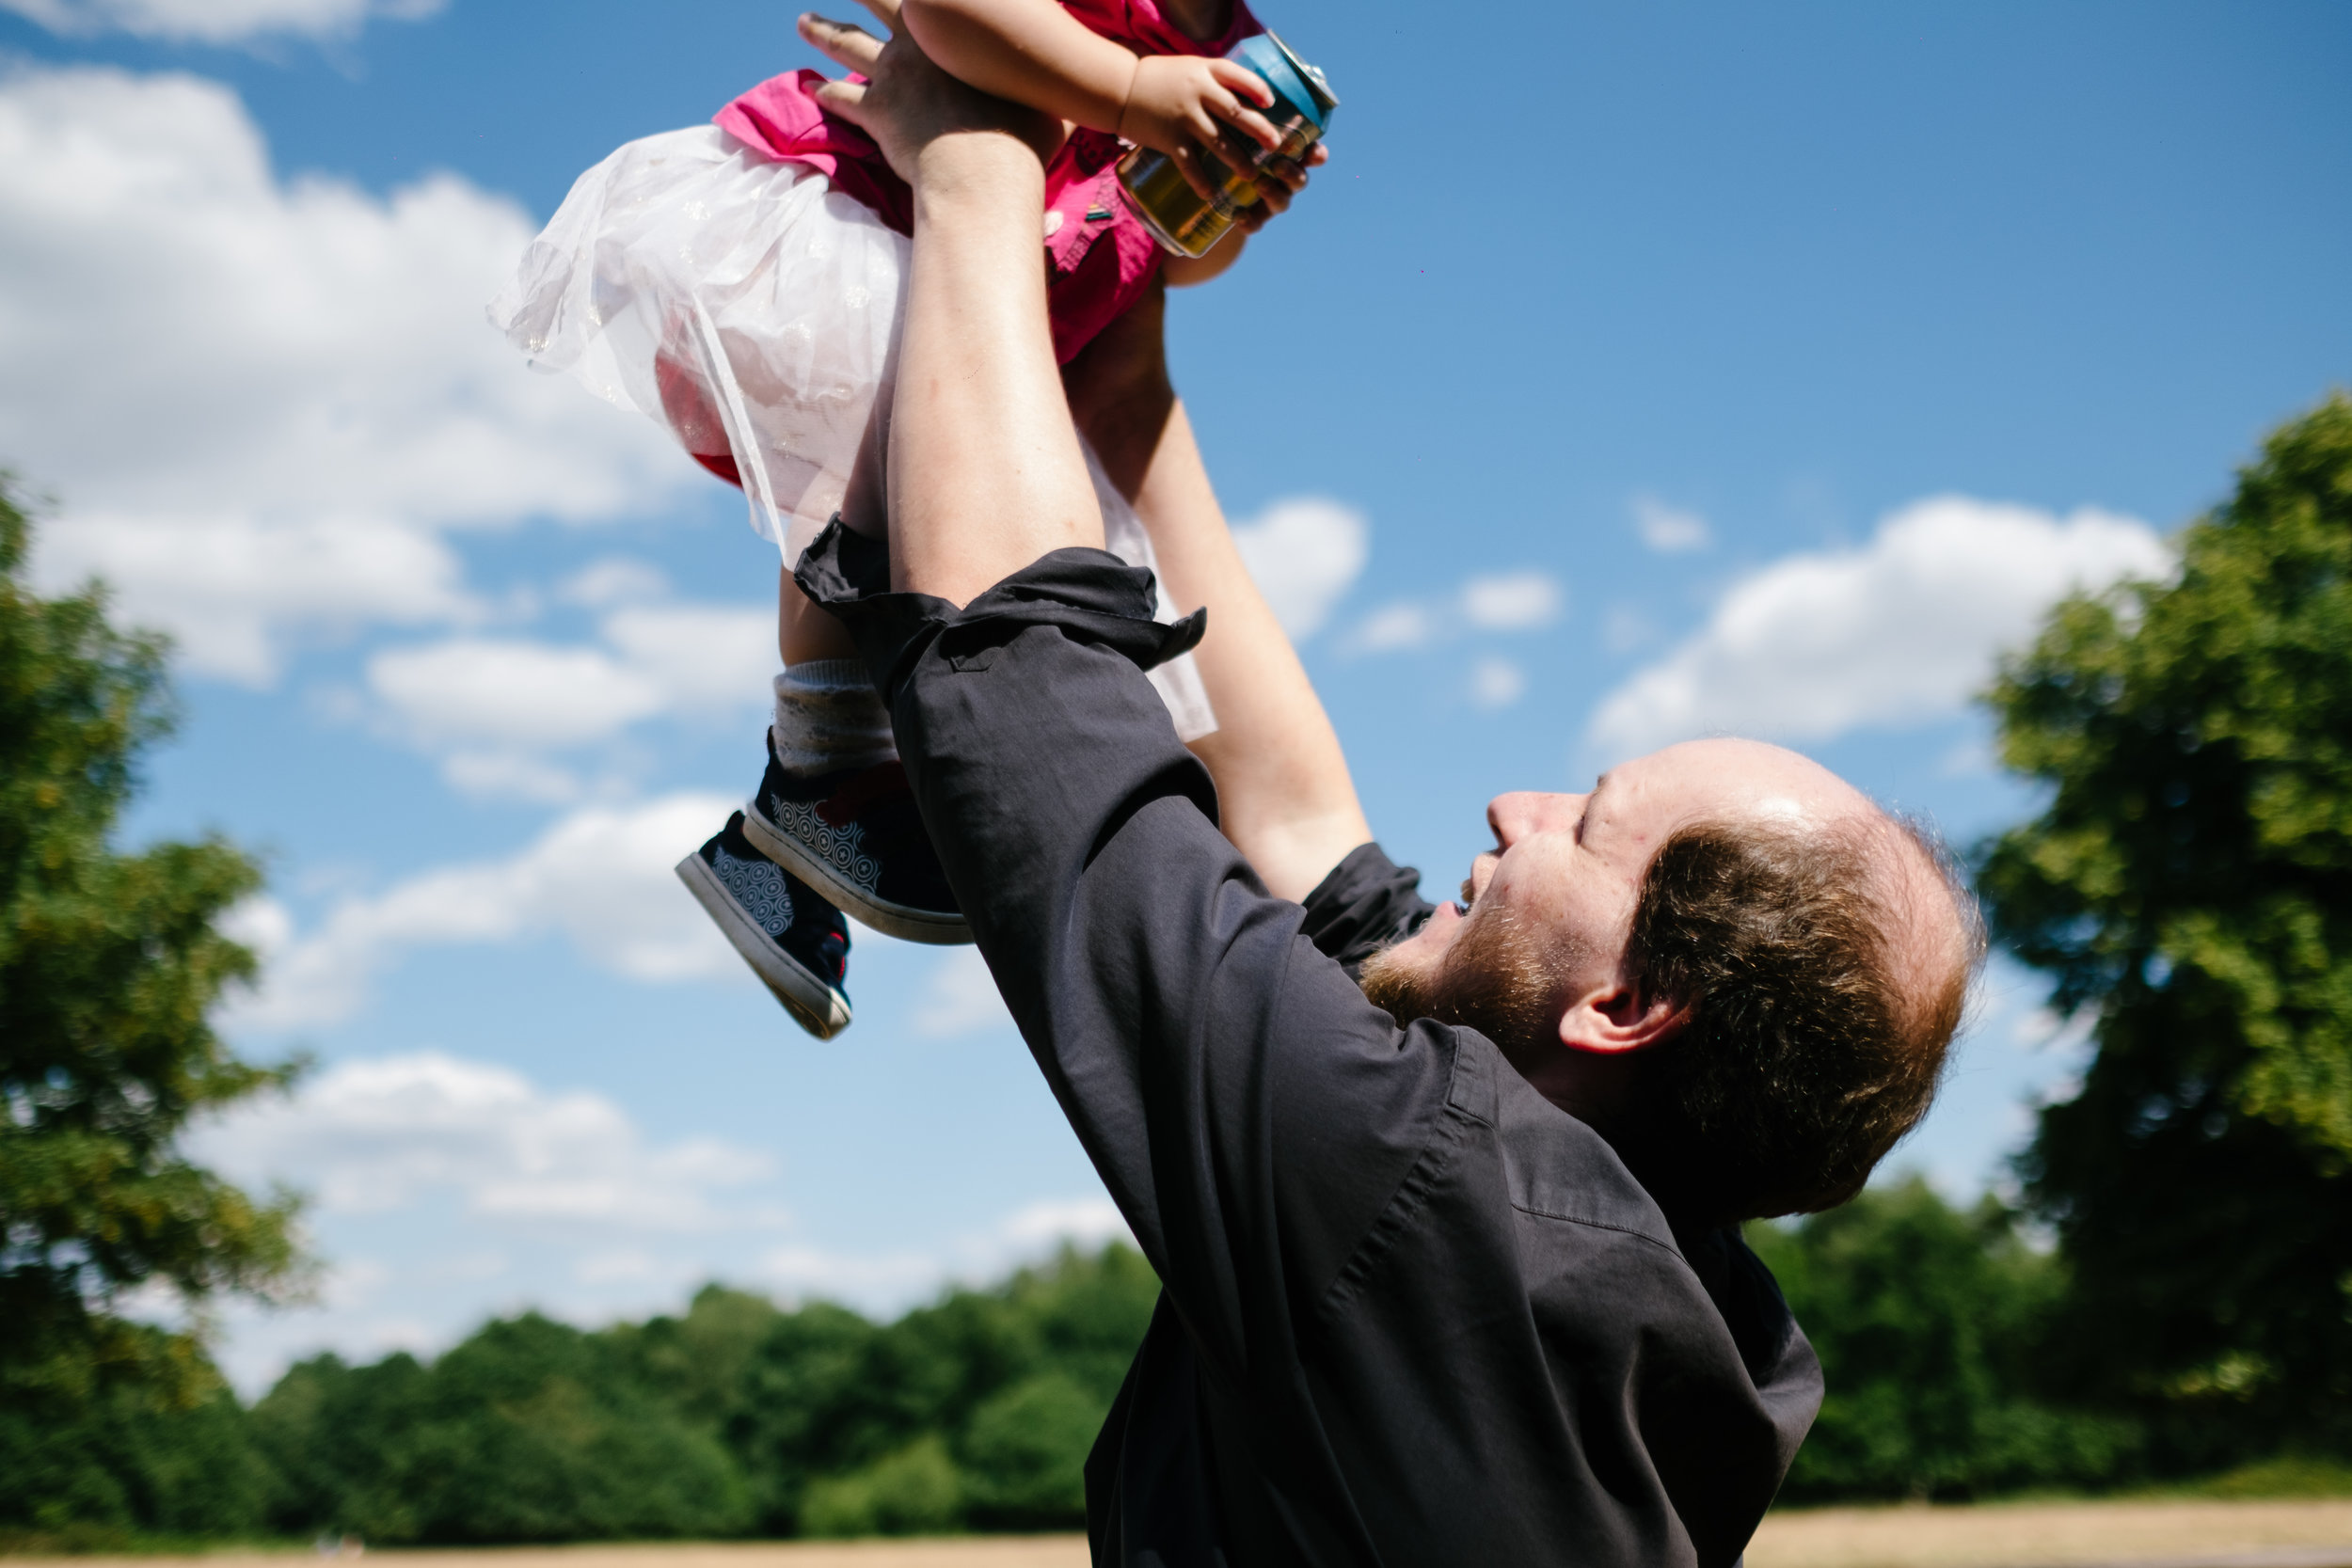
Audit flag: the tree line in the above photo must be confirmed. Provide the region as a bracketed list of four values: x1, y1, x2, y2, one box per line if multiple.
[3, 393, 2347, 1544]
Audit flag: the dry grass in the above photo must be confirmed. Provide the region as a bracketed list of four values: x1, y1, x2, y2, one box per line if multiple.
[1745, 1498, 2352, 1568]
[4, 1545, 1089, 1568]
[14, 1500, 2352, 1568]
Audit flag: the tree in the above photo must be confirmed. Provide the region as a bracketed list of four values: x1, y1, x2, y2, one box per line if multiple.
[0, 479, 302, 1536]
[1978, 392, 2352, 1454]
[252, 1316, 755, 1544]
[249, 1245, 1164, 1542]
[1749, 1178, 2136, 1500]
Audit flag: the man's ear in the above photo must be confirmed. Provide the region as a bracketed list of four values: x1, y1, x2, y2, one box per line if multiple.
[1557, 979, 1688, 1057]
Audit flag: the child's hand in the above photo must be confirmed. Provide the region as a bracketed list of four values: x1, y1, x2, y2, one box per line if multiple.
[1119, 54, 1283, 196]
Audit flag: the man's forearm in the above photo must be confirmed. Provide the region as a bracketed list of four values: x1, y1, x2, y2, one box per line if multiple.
[1067, 290, 1372, 902]
[889, 137, 1105, 604]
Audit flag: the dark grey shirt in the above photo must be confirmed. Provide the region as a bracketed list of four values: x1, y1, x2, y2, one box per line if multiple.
[803, 529, 1822, 1567]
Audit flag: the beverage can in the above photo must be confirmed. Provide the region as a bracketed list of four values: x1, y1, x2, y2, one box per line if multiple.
[1116, 30, 1337, 260]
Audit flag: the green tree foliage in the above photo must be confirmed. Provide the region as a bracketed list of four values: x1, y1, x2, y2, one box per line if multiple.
[1751, 1178, 2136, 1500]
[0, 480, 301, 1541]
[252, 1243, 1162, 1543]
[725, 1241, 1158, 1533]
[1978, 393, 2352, 1450]
[252, 1315, 754, 1544]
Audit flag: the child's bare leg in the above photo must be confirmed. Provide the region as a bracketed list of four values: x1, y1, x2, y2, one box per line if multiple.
[776, 388, 891, 668]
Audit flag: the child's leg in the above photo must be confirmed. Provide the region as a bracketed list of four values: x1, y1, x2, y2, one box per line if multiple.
[778, 390, 890, 668]
[773, 391, 895, 771]
[747, 394, 969, 945]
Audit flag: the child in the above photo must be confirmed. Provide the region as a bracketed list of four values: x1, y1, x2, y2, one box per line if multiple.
[490, 0, 1310, 1039]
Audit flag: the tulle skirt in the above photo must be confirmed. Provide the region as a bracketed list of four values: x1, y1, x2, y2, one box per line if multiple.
[489, 126, 1213, 740]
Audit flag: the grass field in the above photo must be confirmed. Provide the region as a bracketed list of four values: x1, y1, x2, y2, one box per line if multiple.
[15, 1500, 2352, 1568]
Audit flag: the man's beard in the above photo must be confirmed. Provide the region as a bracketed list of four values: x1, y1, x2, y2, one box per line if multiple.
[1359, 905, 1566, 1059]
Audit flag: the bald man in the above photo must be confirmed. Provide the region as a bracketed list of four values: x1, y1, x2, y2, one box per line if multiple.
[789, 7, 1983, 1563]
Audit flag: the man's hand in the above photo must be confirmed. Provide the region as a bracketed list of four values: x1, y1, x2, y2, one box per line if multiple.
[799, 0, 1061, 182]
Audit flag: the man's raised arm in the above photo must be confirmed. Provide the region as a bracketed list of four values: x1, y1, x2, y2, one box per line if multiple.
[1064, 286, 1374, 903]
[803, 0, 1101, 601]
[794, 2, 1449, 1391]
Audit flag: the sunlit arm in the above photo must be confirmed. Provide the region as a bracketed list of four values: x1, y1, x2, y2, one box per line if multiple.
[897, 0, 1136, 135]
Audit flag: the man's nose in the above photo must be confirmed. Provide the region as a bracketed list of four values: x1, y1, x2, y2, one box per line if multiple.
[1487, 790, 1587, 847]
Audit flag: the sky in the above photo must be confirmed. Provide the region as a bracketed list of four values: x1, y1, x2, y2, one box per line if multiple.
[2, 0, 2346, 1395]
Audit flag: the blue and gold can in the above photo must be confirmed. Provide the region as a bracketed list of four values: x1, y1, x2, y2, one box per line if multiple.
[1116, 30, 1337, 260]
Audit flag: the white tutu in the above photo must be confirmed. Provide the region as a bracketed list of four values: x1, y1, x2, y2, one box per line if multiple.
[490, 125, 1214, 741]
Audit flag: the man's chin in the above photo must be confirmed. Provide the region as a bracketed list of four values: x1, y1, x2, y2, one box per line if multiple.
[1359, 909, 1565, 1059]
[1357, 945, 1435, 1027]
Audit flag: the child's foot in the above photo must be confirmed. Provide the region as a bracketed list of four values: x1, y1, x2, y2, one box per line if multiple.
[675, 813, 853, 1038]
[740, 738, 971, 945]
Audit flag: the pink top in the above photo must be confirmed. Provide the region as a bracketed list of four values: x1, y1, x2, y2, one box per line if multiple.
[716, 0, 1261, 364]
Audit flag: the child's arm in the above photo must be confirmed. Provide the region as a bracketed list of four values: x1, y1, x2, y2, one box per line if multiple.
[894, 0, 1281, 166]
[1162, 231, 1245, 287]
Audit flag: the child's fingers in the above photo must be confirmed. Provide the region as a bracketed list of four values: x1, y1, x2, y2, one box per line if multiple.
[1207, 57, 1275, 110]
[1168, 141, 1220, 204]
[798, 10, 886, 71]
[1212, 97, 1282, 151]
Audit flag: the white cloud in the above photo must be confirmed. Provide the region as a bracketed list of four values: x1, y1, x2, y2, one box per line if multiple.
[1341, 569, 1565, 656]
[755, 1196, 1133, 1305]
[998, 1196, 1130, 1251]
[226, 791, 741, 1030]
[365, 599, 773, 797]
[35, 510, 477, 685]
[1232, 496, 1369, 641]
[1633, 494, 1712, 554]
[1469, 657, 1526, 711]
[560, 557, 671, 609]
[370, 639, 668, 751]
[914, 947, 1013, 1037]
[1585, 495, 2171, 762]
[1, 0, 443, 42]
[194, 1051, 777, 1232]
[437, 751, 587, 806]
[1461, 571, 1564, 630]
[1343, 600, 1436, 655]
[3, 65, 686, 682]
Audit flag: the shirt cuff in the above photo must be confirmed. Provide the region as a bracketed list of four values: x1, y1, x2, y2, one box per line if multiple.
[792, 516, 1207, 707]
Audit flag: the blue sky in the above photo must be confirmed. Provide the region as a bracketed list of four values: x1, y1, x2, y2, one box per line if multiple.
[3, 0, 2345, 1392]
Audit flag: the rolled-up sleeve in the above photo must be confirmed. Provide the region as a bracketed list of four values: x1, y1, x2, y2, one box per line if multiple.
[799, 524, 1451, 1385]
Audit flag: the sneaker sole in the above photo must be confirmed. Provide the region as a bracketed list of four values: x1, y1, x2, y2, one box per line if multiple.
[675, 852, 853, 1039]
[740, 801, 974, 946]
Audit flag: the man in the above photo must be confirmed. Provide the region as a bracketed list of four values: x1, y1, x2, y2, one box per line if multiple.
[792, 7, 1984, 1562]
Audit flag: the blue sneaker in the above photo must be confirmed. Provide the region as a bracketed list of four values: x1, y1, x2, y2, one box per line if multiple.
[739, 736, 971, 945]
[675, 813, 852, 1039]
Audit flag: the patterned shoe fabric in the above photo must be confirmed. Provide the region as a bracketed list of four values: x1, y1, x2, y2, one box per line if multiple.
[741, 740, 972, 945]
[675, 813, 853, 1039]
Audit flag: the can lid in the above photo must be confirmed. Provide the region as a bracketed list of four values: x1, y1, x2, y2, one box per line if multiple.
[1264, 30, 1338, 118]
[1232, 31, 1334, 129]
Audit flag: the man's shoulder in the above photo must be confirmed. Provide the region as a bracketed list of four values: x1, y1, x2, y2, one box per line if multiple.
[1422, 1036, 1685, 1261]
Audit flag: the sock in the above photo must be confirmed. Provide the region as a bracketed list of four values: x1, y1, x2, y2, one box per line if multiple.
[770, 661, 896, 776]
